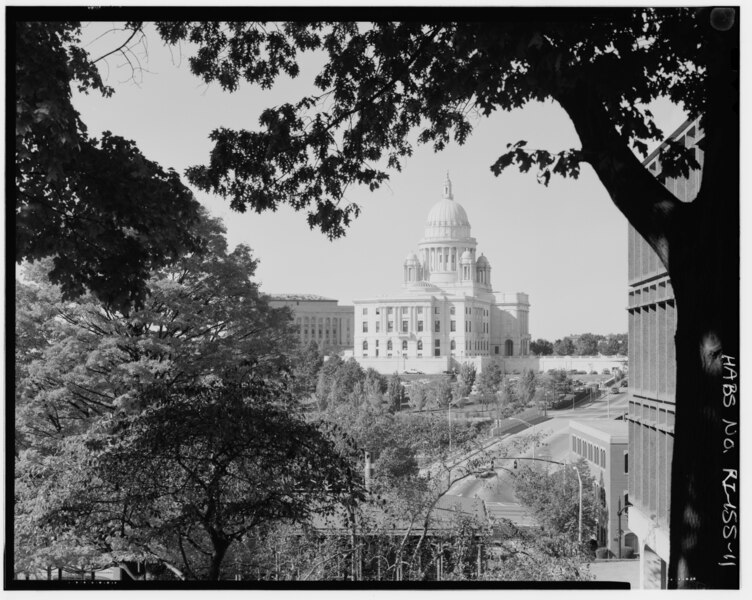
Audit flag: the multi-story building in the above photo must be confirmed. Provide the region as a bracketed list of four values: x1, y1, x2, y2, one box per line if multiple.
[353, 174, 531, 374]
[267, 294, 354, 353]
[569, 420, 632, 557]
[626, 117, 703, 588]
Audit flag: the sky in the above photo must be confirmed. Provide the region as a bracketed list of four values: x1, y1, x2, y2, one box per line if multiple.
[71, 20, 691, 342]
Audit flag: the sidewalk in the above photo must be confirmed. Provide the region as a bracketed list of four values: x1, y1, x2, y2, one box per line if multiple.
[588, 558, 640, 589]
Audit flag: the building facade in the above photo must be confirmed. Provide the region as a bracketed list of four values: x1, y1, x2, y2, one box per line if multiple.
[626, 117, 703, 589]
[267, 294, 354, 353]
[569, 420, 632, 557]
[353, 175, 530, 374]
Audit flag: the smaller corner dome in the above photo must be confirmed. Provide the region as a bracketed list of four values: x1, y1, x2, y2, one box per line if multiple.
[404, 252, 419, 264]
[460, 250, 474, 263]
[476, 254, 490, 266]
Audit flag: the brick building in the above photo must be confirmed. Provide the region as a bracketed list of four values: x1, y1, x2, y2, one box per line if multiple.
[626, 117, 703, 588]
[569, 420, 632, 557]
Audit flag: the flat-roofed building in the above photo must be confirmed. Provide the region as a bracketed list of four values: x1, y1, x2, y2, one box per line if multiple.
[268, 294, 354, 353]
[569, 419, 632, 558]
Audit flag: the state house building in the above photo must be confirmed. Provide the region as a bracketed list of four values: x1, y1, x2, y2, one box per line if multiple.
[353, 175, 530, 374]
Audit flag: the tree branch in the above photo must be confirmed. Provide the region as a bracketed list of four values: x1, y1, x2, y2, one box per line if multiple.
[556, 81, 687, 267]
[92, 25, 142, 64]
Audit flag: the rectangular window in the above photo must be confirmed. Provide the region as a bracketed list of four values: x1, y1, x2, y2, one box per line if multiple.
[450, 306, 456, 315]
[434, 320, 440, 333]
[624, 451, 629, 474]
[376, 322, 380, 332]
[417, 307, 423, 314]
[387, 321, 394, 332]
[468, 321, 472, 333]
[572, 437, 576, 451]
[362, 322, 368, 333]
[417, 320, 423, 332]
[434, 348, 440, 357]
[450, 320, 456, 332]
[435, 339, 441, 347]
[434, 307, 439, 314]
[387, 307, 393, 314]
[362, 307, 368, 315]
[375, 340, 379, 347]
[401, 307, 408, 314]
[402, 320, 408, 333]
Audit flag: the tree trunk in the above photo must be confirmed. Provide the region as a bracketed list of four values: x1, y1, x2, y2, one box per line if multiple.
[664, 11, 739, 589]
[207, 537, 231, 581]
[557, 11, 739, 588]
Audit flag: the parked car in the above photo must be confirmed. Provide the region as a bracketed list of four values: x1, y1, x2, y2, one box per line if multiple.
[404, 368, 424, 374]
[611, 387, 620, 394]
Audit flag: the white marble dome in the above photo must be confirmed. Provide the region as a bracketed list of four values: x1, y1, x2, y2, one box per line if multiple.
[426, 198, 470, 229]
[423, 174, 472, 240]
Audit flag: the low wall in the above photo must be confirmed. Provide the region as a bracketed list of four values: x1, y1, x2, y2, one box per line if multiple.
[355, 356, 450, 374]
[482, 355, 628, 374]
[356, 354, 627, 375]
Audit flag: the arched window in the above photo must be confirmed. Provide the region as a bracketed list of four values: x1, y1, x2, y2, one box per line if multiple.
[402, 340, 408, 351]
[387, 340, 393, 351]
[417, 340, 423, 350]
[362, 340, 368, 350]
[450, 339, 456, 350]
[505, 339, 514, 356]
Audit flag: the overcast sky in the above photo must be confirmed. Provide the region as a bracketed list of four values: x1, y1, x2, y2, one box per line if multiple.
[72, 21, 690, 341]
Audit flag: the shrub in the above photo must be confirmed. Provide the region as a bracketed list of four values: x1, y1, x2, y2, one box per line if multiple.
[595, 547, 610, 559]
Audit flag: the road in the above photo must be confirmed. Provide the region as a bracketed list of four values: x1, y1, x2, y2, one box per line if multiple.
[445, 391, 630, 527]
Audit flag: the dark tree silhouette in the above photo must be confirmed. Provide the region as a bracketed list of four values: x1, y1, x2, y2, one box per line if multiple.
[15, 21, 202, 311]
[153, 10, 738, 587]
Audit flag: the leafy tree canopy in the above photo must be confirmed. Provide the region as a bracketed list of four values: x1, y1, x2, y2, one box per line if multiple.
[529, 339, 554, 356]
[14, 211, 358, 580]
[514, 458, 598, 541]
[16, 21, 203, 311]
[553, 337, 575, 356]
[154, 11, 704, 242]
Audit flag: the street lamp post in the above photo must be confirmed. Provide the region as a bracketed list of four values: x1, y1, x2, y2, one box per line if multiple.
[616, 498, 633, 558]
[448, 402, 452, 456]
[572, 465, 583, 543]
